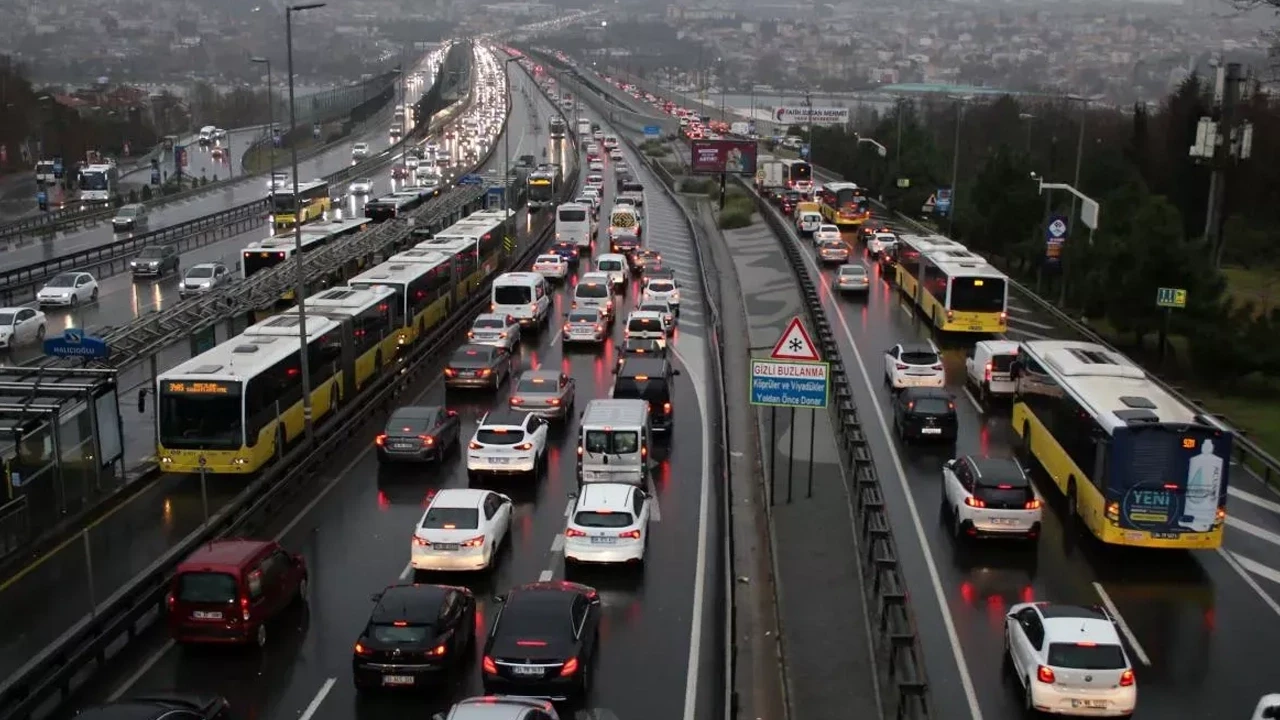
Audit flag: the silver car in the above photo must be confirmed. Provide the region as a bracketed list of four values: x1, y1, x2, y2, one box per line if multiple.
[468, 313, 520, 351]
[179, 262, 232, 298]
[508, 369, 576, 419]
[836, 264, 870, 294]
[561, 308, 607, 345]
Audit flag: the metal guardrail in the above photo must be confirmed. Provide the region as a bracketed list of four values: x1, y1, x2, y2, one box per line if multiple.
[0, 81, 575, 720]
[0, 497, 28, 560]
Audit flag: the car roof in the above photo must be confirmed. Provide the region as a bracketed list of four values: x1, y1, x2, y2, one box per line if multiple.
[449, 697, 555, 720]
[390, 404, 442, 419]
[180, 539, 272, 569]
[372, 583, 448, 624]
[965, 456, 1026, 483]
[839, 264, 866, 272]
[576, 483, 637, 512]
[617, 356, 668, 377]
[474, 313, 513, 323]
[1035, 604, 1123, 644]
[453, 343, 496, 358]
[77, 695, 225, 720]
[428, 487, 489, 509]
[480, 408, 530, 427]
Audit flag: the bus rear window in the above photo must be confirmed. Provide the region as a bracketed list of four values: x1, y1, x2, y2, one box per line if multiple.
[558, 209, 587, 223]
[949, 276, 1006, 313]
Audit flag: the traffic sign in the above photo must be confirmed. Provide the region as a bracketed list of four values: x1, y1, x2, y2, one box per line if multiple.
[644, 125, 661, 137]
[750, 359, 829, 409]
[1156, 287, 1187, 309]
[43, 328, 110, 360]
[770, 316, 821, 362]
[459, 174, 484, 186]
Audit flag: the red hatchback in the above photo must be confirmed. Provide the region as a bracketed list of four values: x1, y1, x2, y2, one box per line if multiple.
[167, 539, 308, 648]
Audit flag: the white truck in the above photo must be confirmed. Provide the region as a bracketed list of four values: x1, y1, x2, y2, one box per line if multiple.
[964, 340, 1021, 406]
[755, 156, 786, 194]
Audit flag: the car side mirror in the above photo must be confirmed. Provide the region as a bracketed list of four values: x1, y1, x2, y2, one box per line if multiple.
[672, 369, 681, 376]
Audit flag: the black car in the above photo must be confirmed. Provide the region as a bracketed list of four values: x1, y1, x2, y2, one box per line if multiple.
[353, 583, 477, 691]
[444, 344, 514, 390]
[377, 405, 462, 464]
[614, 337, 668, 371]
[130, 245, 180, 278]
[77, 695, 230, 720]
[630, 249, 661, 272]
[892, 387, 958, 443]
[550, 241, 581, 267]
[611, 356, 680, 433]
[481, 581, 600, 701]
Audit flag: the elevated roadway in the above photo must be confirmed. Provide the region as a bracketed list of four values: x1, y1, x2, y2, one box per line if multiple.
[0, 69, 502, 684]
[35, 64, 721, 720]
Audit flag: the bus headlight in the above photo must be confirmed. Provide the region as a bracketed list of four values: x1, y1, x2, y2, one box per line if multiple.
[233, 458, 249, 466]
[159, 456, 173, 464]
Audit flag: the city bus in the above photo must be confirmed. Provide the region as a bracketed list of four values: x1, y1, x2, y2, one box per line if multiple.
[527, 166, 561, 209]
[817, 182, 870, 230]
[78, 163, 119, 204]
[348, 259, 452, 347]
[414, 209, 513, 298]
[916, 253, 1009, 333]
[154, 313, 345, 475]
[780, 158, 813, 195]
[242, 217, 371, 278]
[280, 285, 401, 392]
[890, 234, 965, 300]
[1011, 340, 1233, 549]
[272, 179, 331, 228]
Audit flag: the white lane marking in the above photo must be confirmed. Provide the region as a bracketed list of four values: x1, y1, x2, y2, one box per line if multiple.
[791, 220, 985, 720]
[538, 569, 554, 582]
[1229, 486, 1280, 515]
[400, 561, 413, 580]
[1219, 548, 1280, 619]
[564, 498, 575, 517]
[1090, 582, 1151, 666]
[1231, 552, 1280, 588]
[1227, 516, 1280, 547]
[300, 678, 337, 720]
[1009, 316, 1054, 330]
[551, 534, 565, 553]
[108, 638, 176, 701]
[961, 386, 982, 413]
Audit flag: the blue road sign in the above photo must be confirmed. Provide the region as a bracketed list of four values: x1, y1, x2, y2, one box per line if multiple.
[44, 328, 110, 360]
[935, 187, 952, 216]
[749, 359, 829, 409]
[459, 174, 484, 186]
[644, 125, 661, 137]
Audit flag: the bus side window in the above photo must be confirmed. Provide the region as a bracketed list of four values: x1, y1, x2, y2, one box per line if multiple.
[1091, 438, 1108, 492]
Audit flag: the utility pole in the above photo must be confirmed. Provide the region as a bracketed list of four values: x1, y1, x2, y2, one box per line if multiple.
[1191, 61, 1253, 268]
[1066, 99, 1086, 241]
[947, 99, 962, 236]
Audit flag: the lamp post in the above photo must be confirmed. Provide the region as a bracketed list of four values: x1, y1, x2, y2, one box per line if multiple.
[947, 98, 963, 236]
[503, 56, 520, 211]
[285, 1, 325, 444]
[1032, 173, 1100, 307]
[250, 57, 274, 189]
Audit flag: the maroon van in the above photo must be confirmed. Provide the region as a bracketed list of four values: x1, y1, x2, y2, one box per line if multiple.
[167, 539, 308, 647]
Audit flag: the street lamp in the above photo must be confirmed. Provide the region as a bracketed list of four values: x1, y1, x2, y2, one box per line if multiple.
[1018, 112, 1035, 153]
[285, 1, 325, 443]
[250, 56, 274, 188]
[1031, 171, 1100, 306]
[503, 56, 521, 211]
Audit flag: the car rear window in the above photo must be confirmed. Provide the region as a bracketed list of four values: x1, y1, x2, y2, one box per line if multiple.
[901, 351, 938, 365]
[451, 347, 491, 364]
[372, 624, 432, 643]
[577, 284, 608, 298]
[614, 377, 669, 402]
[574, 511, 636, 528]
[991, 354, 1017, 372]
[477, 429, 525, 445]
[517, 377, 554, 393]
[1047, 643, 1127, 670]
[473, 317, 505, 329]
[647, 281, 674, 293]
[628, 317, 661, 333]
[584, 430, 639, 454]
[598, 259, 623, 271]
[422, 507, 479, 529]
[912, 397, 952, 415]
[177, 572, 238, 603]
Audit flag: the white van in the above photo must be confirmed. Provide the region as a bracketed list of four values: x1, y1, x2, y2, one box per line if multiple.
[556, 202, 593, 250]
[491, 272, 551, 329]
[607, 206, 642, 253]
[577, 399, 652, 485]
[198, 125, 216, 146]
[572, 272, 615, 320]
[602, 135, 619, 150]
[577, 118, 592, 137]
[594, 253, 631, 294]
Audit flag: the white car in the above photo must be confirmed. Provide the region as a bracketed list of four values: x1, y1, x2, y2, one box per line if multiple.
[813, 224, 842, 245]
[1004, 603, 1136, 716]
[349, 177, 373, 195]
[636, 299, 675, 329]
[588, 158, 604, 172]
[0, 307, 46, 349]
[267, 172, 290, 192]
[531, 253, 569, 282]
[941, 455, 1042, 540]
[579, 191, 600, 216]
[351, 142, 370, 160]
[562, 308, 608, 345]
[884, 342, 945, 391]
[796, 211, 823, 236]
[867, 231, 897, 257]
[609, 148, 624, 161]
[585, 174, 604, 192]
[37, 272, 98, 307]
[468, 313, 520, 352]
[465, 409, 550, 482]
[410, 488, 512, 572]
[564, 482, 651, 566]
[642, 276, 681, 311]
[405, 156, 420, 170]
[835, 264, 870, 294]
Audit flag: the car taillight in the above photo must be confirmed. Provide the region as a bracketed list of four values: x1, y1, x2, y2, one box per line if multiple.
[1119, 669, 1135, 687]
[530, 303, 538, 311]
[479, 368, 492, 377]
[595, 324, 603, 332]
[548, 398, 561, 406]
[461, 535, 484, 548]
[999, 311, 1008, 322]
[240, 596, 250, 621]
[1036, 665, 1056, 684]
[467, 331, 475, 339]
[510, 397, 525, 405]
[444, 368, 457, 377]
[577, 445, 583, 456]
[1024, 499, 1043, 510]
[375, 434, 387, 446]
[413, 535, 429, 546]
[355, 642, 372, 655]
[514, 442, 533, 451]
[663, 402, 672, 414]
[469, 441, 483, 450]
[946, 310, 954, 320]
[618, 529, 641, 539]
[166, 593, 174, 612]
[964, 497, 986, 508]
[490, 303, 495, 311]
[605, 301, 613, 309]
[560, 657, 579, 676]
[420, 435, 434, 446]
[428, 643, 447, 657]
[565, 528, 587, 537]
[482, 656, 498, 674]
[985, 362, 993, 382]
[571, 301, 578, 309]
[896, 364, 908, 370]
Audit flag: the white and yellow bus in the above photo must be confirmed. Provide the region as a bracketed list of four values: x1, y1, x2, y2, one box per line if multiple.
[348, 259, 453, 347]
[1012, 340, 1234, 549]
[817, 181, 870, 230]
[890, 234, 963, 299]
[917, 253, 1008, 333]
[284, 285, 401, 392]
[272, 179, 331, 228]
[242, 217, 371, 278]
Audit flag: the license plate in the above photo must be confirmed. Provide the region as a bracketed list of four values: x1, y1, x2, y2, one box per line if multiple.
[988, 517, 1016, 525]
[192, 611, 222, 620]
[591, 536, 617, 544]
[511, 665, 544, 677]
[433, 543, 459, 551]
[921, 428, 942, 435]
[1071, 700, 1107, 709]
[383, 675, 415, 686]
[488, 457, 509, 464]
[391, 442, 416, 451]
[968, 325, 983, 331]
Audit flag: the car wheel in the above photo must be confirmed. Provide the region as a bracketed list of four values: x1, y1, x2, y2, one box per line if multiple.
[69, 294, 78, 307]
[36, 325, 45, 341]
[296, 577, 308, 604]
[90, 288, 98, 302]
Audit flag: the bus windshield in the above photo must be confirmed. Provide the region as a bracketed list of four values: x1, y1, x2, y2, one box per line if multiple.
[80, 171, 109, 190]
[789, 162, 812, 184]
[949, 276, 1006, 312]
[159, 390, 242, 449]
[244, 251, 287, 277]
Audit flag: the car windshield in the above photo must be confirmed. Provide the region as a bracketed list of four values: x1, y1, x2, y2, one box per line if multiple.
[46, 274, 77, 287]
[422, 507, 479, 530]
[477, 428, 524, 445]
[517, 377, 554, 393]
[355, 178, 371, 184]
[574, 511, 635, 528]
[177, 572, 238, 603]
[1047, 643, 1127, 670]
[901, 351, 938, 365]
[577, 284, 608, 298]
[371, 624, 432, 644]
[0, 313, 15, 325]
[186, 267, 215, 278]
[473, 317, 505, 329]
[136, 248, 164, 259]
[118, 207, 139, 217]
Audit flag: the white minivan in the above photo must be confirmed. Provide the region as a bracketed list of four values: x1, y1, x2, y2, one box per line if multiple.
[491, 272, 551, 329]
[556, 202, 593, 250]
[577, 399, 651, 485]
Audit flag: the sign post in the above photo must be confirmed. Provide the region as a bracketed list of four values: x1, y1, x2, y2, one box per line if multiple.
[1156, 287, 1187, 364]
[750, 317, 829, 504]
[643, 125, 660, 138]
[43, 328, 111, 361]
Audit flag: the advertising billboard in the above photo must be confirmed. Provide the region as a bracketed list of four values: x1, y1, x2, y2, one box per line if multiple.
[773, 106, 850, 126]
[690, 139, 759, 176]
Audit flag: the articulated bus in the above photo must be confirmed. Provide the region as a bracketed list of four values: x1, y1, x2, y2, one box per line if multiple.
[348, 260, 453, 348]
[155, 314, 345, 475]
[1011, 340, 1233, 549]
[780, 158, 813, 195]
[242, 217, 372, 279]
[817, 182, 870, 230]
[272, 179, 331, 228]
[281, 285, 401, 392]
[414, 209, 513, 296]
[891, 234, 964, 299]
[893, 235, 1008, 332]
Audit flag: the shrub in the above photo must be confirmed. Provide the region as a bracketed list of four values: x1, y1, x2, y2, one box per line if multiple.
[127, 189, 139, 203]
[719, 208, 752, 229]
[140, 185, 153, 201]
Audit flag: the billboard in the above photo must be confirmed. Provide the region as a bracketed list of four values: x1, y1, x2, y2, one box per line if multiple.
[690, 139, 758, 176]
[773, 106, 850, 126]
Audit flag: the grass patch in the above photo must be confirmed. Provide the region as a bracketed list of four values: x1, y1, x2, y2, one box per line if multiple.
[242, 137, 323, 175]
[1222, 266, 1280, 316]
[719, 207, 753, 229]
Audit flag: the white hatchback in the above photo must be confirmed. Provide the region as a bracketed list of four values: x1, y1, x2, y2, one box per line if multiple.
[411, 488, 512, 572]
[942, 456, 1042, 540]
[867, 232, 897, 257]
[813, 224, 842, 245]
[466, 409, 550, 481]
[642, 277, 681, 311]
[564, 482, 651, 566]
[884, 342, 945, 391]
[588, 158, 604, 172]
[0, 307, 46, 349]
[37, 272, 98, 307]
[468, 313, 520, 352]
[532, 253, 569, 282]
[585, 174, 604, 192]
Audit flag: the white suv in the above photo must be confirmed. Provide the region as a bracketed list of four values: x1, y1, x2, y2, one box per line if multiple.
[884, 341, 945, 391]
[1003, 603, 1137, 716]
[867, 231, 897, 258]
[564, 482, 651, 566]
[466, 409, 550, 482]
[941, 456, 1042, 540]
[642, 277, 680, 312]
[813, 224, 841, 245]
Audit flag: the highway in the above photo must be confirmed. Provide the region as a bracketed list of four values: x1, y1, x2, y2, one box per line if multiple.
[36, 65, 721, 720]
[0, 61, 498, 683]
[781, 180, 1280, 718]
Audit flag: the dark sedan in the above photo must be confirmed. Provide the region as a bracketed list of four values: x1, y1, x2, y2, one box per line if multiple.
[376, 405, 461, 464]
[892, 387, 958, 443]
[444, 344, 514, 390]
[353, 584, 476, 691]
[550, 241, 581, 267]
[481, 581, 600, 702]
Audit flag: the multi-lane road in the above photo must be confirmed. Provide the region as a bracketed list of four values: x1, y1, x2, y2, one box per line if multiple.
[21, 66, 721, 720]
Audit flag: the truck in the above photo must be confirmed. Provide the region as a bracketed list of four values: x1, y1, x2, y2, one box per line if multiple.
[755, 155, 786, 196]
[35, 159, 58, 185]
[577, 118, 591, 137]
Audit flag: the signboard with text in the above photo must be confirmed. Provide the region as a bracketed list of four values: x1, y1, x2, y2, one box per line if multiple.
[690, 139, 758, 176]
[1045, 214, 1068, 265]
[773, 106, 850, 126]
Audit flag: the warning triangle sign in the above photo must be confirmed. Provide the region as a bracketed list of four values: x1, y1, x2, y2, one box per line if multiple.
[923, 193, 937, 206]
[770, 316, 821, 361]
